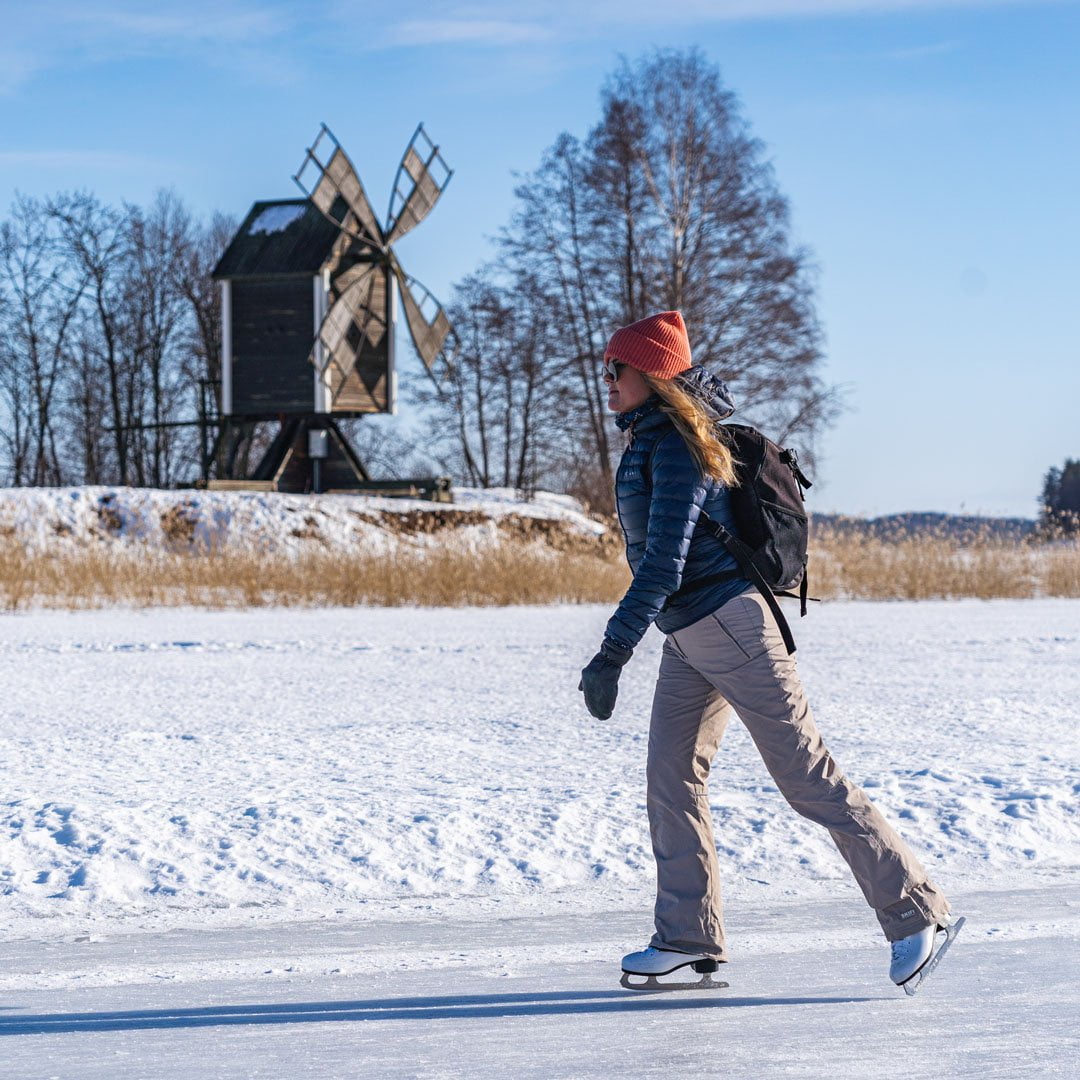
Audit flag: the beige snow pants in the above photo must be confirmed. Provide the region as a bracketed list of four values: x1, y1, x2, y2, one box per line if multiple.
[648, 588, 950, 959]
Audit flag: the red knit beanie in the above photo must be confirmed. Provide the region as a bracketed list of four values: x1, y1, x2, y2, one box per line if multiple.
[603, 310, 692, 379]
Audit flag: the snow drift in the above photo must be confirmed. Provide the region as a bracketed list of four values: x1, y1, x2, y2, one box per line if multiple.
[0, 486, 612, 558]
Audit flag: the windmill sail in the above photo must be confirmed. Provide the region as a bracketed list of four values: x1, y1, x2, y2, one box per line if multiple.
[299, 122, 451, 410]
[386, 125, 453, 246]
[395, 270, 451, 371]
[295, 125, 384, 249]
[314, 264, 391, 411]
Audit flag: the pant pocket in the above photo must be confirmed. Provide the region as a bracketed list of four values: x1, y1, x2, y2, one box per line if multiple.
[666, 633, 689, 661]
[709, 612, 754, 661]
[710, 592, 780, 663]
[669, 593, 769, 673]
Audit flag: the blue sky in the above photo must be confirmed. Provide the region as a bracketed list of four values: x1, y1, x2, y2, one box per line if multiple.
[1, 0, 1077, 516]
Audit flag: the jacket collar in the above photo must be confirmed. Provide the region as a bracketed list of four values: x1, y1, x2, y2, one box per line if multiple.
[614, 394, 663, 432]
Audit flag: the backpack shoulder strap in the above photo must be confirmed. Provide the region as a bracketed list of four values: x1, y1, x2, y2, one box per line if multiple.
[698, 510, 797, 656]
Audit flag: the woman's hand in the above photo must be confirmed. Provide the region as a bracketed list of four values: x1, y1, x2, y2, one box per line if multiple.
[578, 638, 633, 720]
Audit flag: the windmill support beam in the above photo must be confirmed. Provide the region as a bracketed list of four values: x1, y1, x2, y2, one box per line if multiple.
[387, 271, 397, 415]
[220, 281, 233, 416]
[312, 271, 330, 412]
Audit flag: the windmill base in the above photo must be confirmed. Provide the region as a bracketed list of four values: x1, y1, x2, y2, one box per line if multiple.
[207, 415, 451, 501]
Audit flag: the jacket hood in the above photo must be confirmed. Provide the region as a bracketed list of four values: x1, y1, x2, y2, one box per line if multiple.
[614, 364, 736, 432]
[674, 364, 736, 422]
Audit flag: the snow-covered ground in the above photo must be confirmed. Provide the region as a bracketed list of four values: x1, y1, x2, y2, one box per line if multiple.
[0, 486, 607, 556]
[2, 599, 1078, 1076]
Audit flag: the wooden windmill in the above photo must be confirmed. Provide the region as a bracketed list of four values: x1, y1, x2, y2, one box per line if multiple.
[210, 123, 453, 496]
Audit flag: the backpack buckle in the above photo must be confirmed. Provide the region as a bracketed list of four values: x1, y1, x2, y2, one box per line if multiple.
[780, 447, 813, 493]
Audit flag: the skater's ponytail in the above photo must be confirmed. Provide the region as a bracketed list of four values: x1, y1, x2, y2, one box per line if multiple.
[642, 373, 738, 487]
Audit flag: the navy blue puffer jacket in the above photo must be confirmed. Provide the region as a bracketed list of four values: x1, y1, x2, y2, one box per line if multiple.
[604, 366, 749, 652]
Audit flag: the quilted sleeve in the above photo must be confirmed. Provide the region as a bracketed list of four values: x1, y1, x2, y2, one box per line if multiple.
[604, 431, 710, 651]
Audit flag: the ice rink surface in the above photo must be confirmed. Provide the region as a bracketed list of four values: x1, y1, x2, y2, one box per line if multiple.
[1, 885, 1076, 1079]
[2, 599, 1078, 1076]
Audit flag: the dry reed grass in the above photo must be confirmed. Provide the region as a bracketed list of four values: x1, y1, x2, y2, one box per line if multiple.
[809, 522, 1080, 600]
[0, 542, 632, 612]
[1, 525, 1077, 611]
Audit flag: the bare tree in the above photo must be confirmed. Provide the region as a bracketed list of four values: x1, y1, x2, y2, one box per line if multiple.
[0, 191, 235, 489]
[486, 48, 838, 506]
[500, 270, 579, 494]
[0, 287, 31, 484]
[420, 274, 502, 487]
[415, 272, 573, 494]
[63, 318, 111, 484]
[341, 416, 442, 481]
[594, 50, 839, 461]
[0, 195, 85, 485]
[501, 135, 618, 502]
[177, 210, 235, 475]
[47, 192, 131, 483]
[587, 93, 657, 325]
[124, 189, 195, 486]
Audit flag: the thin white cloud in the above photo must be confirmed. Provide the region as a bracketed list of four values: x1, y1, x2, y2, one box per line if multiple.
[351, 0, 1061, 45]
[0, 0, 1060, 93]
[0, 150, 159, 171]
[575, 0, 1050, 17]
[0, 0, 301, 95]
[58, 0, 293, 45]
[884, 39, 964, 58]
[380, 18, 555, 47]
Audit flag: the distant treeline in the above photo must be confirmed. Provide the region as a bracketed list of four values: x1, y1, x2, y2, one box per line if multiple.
[1039, 460, 1080, 537]
[811, 513, 1036, 543]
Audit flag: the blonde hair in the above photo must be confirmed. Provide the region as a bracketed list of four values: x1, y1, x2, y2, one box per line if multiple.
[642, 372, 738, 487]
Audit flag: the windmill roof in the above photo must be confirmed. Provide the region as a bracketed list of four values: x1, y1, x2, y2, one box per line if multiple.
[213, 199, 341, 279]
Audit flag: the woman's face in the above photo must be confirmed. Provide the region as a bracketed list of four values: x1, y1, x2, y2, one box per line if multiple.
[603, 360, 652, 414]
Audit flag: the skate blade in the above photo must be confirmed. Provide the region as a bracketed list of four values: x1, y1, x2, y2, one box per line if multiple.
[620, 971, 730, 993]
[901, 915, 966, 997]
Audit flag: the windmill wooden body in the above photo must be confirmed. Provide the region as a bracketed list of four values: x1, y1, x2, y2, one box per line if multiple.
[210, 124, 452, 496]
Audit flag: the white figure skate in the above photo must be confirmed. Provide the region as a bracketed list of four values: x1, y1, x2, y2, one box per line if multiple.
[620, 946, 730, 992]
[891, 914, 965, 996]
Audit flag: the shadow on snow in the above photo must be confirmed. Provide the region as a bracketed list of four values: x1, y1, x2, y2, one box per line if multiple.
[1, 989, 883, 1036]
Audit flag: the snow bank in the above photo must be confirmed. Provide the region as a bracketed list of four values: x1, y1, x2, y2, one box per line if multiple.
[0, 486, 610, 558]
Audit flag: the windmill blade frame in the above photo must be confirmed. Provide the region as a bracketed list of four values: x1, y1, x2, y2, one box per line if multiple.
[393, 266, 452, 372]
[385, 124, 453, 246]
[294, 124, 385, 250]
[313, 264, 392, 410]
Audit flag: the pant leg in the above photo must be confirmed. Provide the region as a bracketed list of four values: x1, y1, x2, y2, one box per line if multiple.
[646, 636, 734, 959]
[671, 592, 951, 941]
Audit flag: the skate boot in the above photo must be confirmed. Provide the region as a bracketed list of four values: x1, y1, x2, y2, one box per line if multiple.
[620, 946, 729, 992]
[890, 913, 965, 996]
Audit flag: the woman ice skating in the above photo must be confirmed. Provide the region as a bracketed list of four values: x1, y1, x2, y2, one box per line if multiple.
[578, 310, 960, 993]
